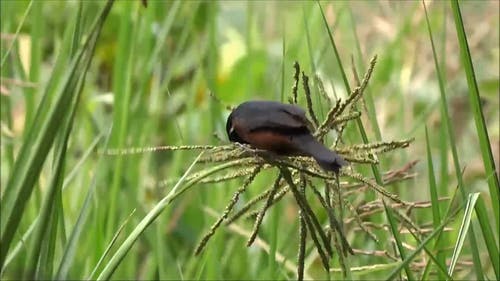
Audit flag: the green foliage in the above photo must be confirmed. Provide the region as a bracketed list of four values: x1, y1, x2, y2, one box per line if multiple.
[1, 1, 498, 280]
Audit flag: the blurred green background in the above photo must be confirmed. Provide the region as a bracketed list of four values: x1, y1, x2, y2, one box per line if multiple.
[1, 0, 498, 280]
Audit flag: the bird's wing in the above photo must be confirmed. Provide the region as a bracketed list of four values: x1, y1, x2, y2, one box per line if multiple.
[248, 106, 311, 133]
[232, 101, 314, 133]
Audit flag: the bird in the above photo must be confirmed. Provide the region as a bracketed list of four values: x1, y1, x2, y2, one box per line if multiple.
[226, 100, 347, 172]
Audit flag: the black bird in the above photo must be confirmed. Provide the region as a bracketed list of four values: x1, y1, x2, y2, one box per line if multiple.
[226, 100, 347, 172]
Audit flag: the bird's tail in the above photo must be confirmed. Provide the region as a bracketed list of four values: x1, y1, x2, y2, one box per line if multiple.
[292, 134, 347, 172]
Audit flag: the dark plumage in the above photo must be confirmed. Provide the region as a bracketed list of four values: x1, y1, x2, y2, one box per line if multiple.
[226, 100, 347, 172]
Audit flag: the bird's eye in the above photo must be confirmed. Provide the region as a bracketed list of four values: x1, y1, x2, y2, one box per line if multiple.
[229, 126, 235, 134]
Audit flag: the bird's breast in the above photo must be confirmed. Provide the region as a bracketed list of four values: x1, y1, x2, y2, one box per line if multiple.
[237, 129, 300, 155]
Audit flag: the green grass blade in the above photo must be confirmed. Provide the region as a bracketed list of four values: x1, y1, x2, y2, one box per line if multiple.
[280, 24, 286, 103]
[143, 0, 181, 76]
[406, 228, 453, 281]
[473, 197, 500, 278]
[450, 4, 500, 276]
[88, 209, 136, 280]
[62, 134, 103, 190]
[347, 3, 382, 141]
[2, 216, 37, 273]
[55, 132, 108, 280]
[317, 1, 382, 185]
[383, 200, 415, 281]
[448, 193, 480, 275]
[423, 1, 484, 278]
[386, 206, 462, 281]
[423, 126, 446, 280]
[0, 0, 33, 68]
[0, 0, 115, 271]
[302, 4, 324, 120]
[425, 126, 441, 231]
[423, 183, 462, 280]
[25, 81, 76, 279]
[23, 0, 42, 130]
[450, 1, 499, 233]
[37, 205, 58, 279]
[401, 226, 453, 281]
[209, 1, 221, 134]
[316, 1, 350, 95]
[106, 0, 135, 239]
[96, 152, 203, 280]
[317, 5, 406, 279]
[25, 3, 87, 277]
[316, 6, 398, 279]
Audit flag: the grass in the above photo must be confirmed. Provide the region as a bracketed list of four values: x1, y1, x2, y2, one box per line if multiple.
[1, 0, 498, 280]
